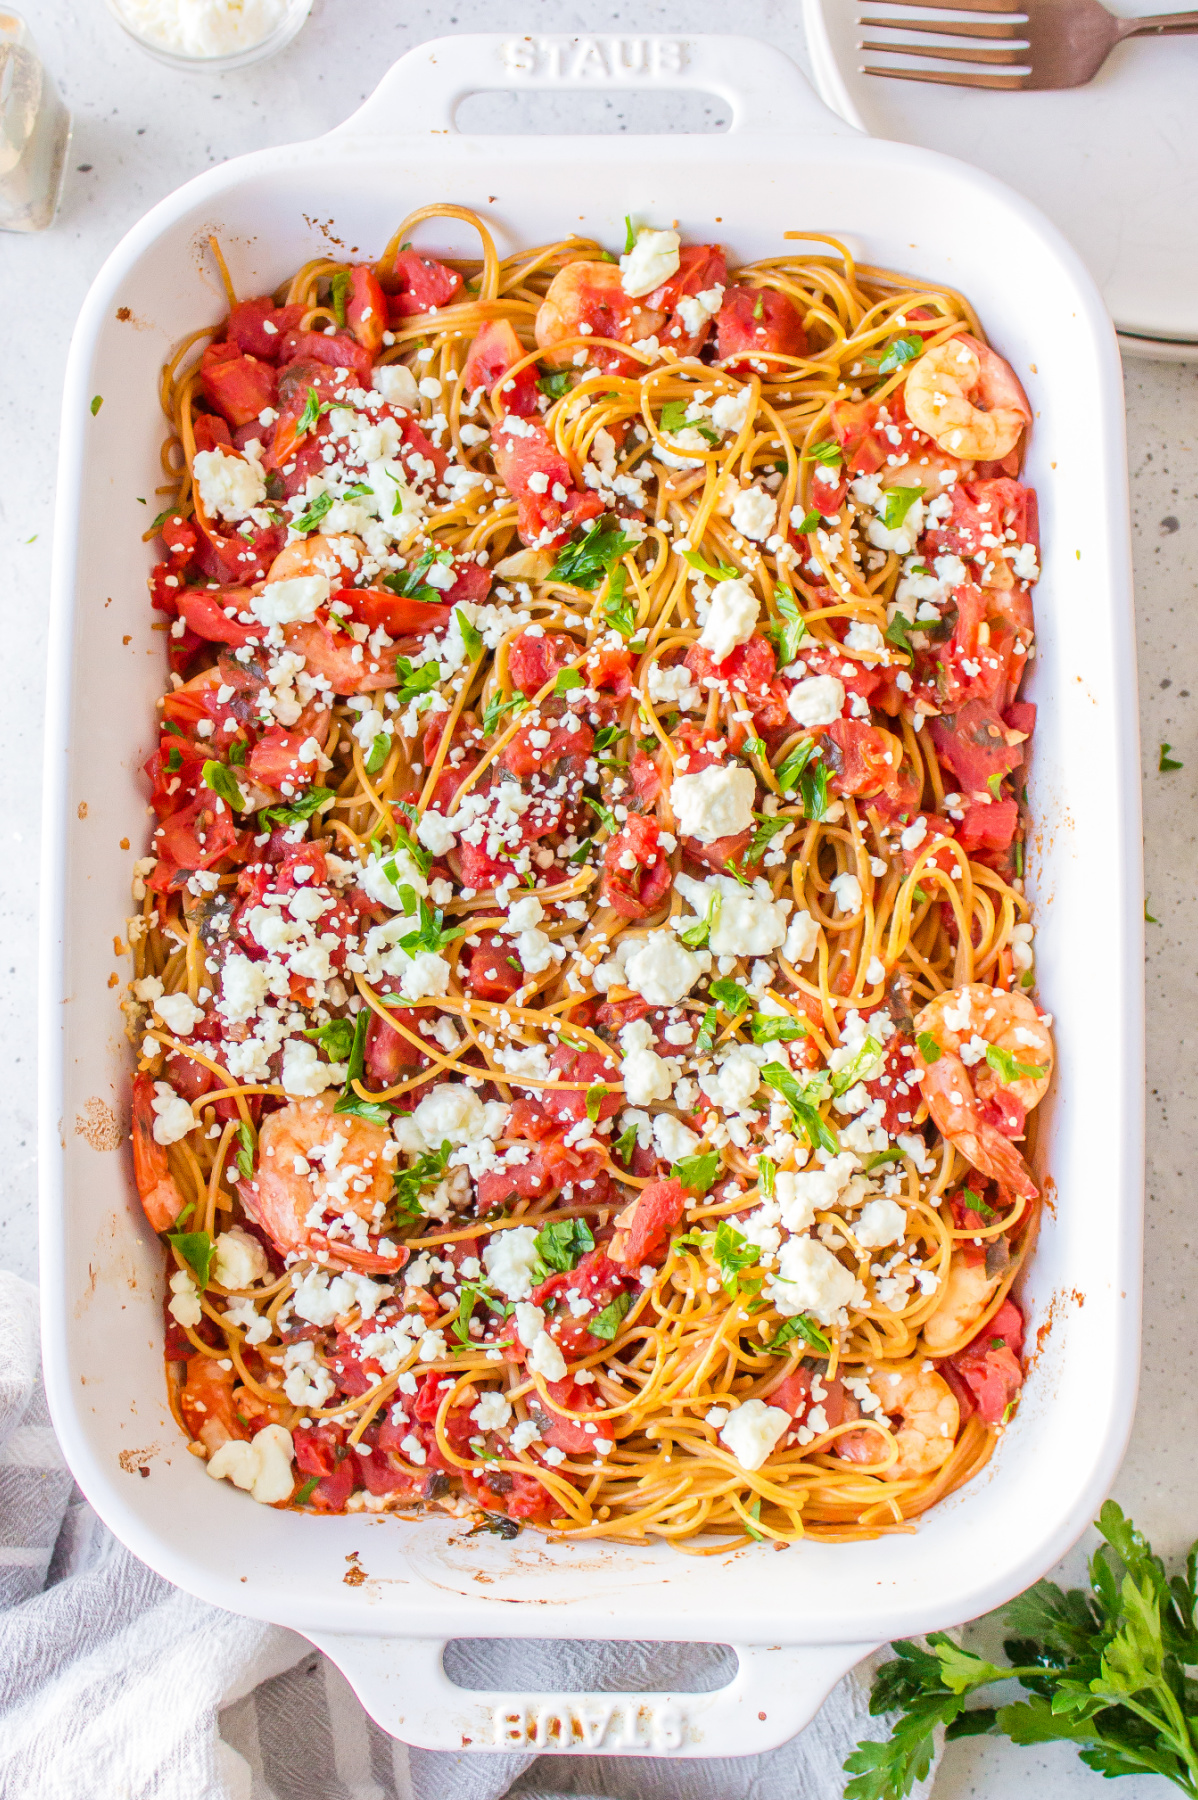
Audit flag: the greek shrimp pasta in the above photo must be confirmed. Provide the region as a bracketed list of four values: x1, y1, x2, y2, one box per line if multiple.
[127, 210, 1052, 1544]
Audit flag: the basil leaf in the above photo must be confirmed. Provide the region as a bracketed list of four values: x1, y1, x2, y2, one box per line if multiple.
[613, 1123, 639, 1167]
[766, 584, 808, 667]
[296, 387, 322, 436]
[806, 440, 843, 467]
[585, 1083, 607, 1122]
[534, 1218, 595, 1274]
[775, 738, 817, 795]
[678, 892, 720, 948]
[168, 1231, 214, 1290]
[392, 1138, 452, 1224]
[916, 1030, 942, 1064]
[758, 1156, 776, 1200]
[876, 332, 924, 375]
[880, 486, 924, 532]
[831, 1035, 883, 1096]
[202, 760, 244, 811]
[554, 668, 585, 697]
[681, 548, 739, 582]
[226, 735, 247, 766]
[793, 508, 821, 535]
[799, 761, 830, 822]
[550, 521, 635, 591]
[695, 1006, 719, 1055]
[235, 1120, 255, 1182]
[262, 787, 333, 826]
[623, 215, 637, 255]
[760, 1062, 840, 1154]
[765, 1314, 831, 1356]
[751, 1013, 807, 1045]
[985, 1043, 1047, 1086]
[365, 734, 390, 775]
[538, 369, 573, 400]
[482, 689, 527, 736]
[671, 1149, 720, 1196]
[304, 1018, 356, 1062]
[294, 1475, 321, 1506]
[886, 610, 915, 653]
[747, 813, 791, 864]
[603, 563, 637, 639]
[708, 978, 750, 1018]
[329, 270, 350, 327]
[590, 1292, 632, 1341]
[583, 796, 618, 835]
[455, 607, 483, 661]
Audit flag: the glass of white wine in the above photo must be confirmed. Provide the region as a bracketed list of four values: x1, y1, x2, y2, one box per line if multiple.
[0, 10, 70, 233]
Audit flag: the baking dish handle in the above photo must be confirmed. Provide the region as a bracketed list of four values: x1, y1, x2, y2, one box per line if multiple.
[328, 32, 857, 141]
[305, 1632, 880, 1756]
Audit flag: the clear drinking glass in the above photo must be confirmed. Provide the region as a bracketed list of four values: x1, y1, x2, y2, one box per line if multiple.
[0, 10, 70, 233]
[104, 0, 313, 72]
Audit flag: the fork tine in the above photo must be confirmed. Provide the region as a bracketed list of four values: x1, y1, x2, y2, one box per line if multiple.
[861, 62, 1028, 86]
[859, 13, 1023, 37]
[862, 0, 1019, 11]
[859, 36, 1025, 61]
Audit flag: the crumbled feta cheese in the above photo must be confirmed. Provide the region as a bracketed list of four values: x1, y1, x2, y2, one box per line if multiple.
[770, 1236, 859, 1324]
[207, 1424, 295, 1506]
[729, 486, 777, 543]
[854, 1198, 907, 1248]
[620, 1018, 674, 1106]
[483, 1225, 543, 1301]
[718, 1398, 790, 1471]
[623, 933, 707, 1007]
[829, 872, 863, 915]
[153, 991, 203, 1037]
[698, 578, 759, 664]
[250, 575, 330, 630]
[167, 1267, 201, 1328]
[620, 228, 681, 298]
[781, 909, 819, 964]
[671, 764, 756, 844]
[471, 1389, 512, 1432]
[150, 1081, 195, 1146]
[281, 1038, 346, 1098]
[211, 1226, 269, 1291]
[787, 675, 844, 728]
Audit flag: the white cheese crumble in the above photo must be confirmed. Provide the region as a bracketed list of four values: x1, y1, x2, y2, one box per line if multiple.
[620, 228, 681, 298]
[698, 578, 759, 664]
[718, 1398, 790, 1471]
[206, 1424, 295, 1506]
[671, 763, 756, 844]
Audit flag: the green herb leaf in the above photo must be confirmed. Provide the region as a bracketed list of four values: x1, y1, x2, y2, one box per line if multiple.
[681, 548, 739, 582]
[149, 508, 173, 534]
[774, 737, 817, 796]
[863, 1148, 904, 1172]
[709, 978, 750, 1018]
[534, 1218, 595, 1274]
[758, 1156, 776, 1200]
[482, 689, 527, 736]
[90, 395, 103, 417]
[885, 610, 915, 654]
[742, 736, 767, 760]
[585, 1083, 608, 1122]
[879, 486, 924, 532]
[695, 1006, 719, 1056]
[831, 1035, 883, 1097]
[613, 1123, 639, 1166]
[750, 1012, 806, 1045]
[985, 1043, 1047, 1086]
[765, 1313, 831, 1356]
[747, 813, 791, 864]
[165, 746, 182, 774]
[168, 1231, 214, 1290]
[235, 1120, 255, 1183]
[262, 786, 334, 827]
[806, 439, 842, 467]
[538, 369, 574, 400]
[452, 606, 483, 662]
[602, 562, 638, 639]
[876, 332, 925, 375]
[678, 892, 720, 948]
[583, 795, 619, 836]
[226, 735, 247, 766]
[915, 1030, 941, 1064]
[671, 1150, 720, 1196]
[660, 400, 718, 444]
[792, 508, 821, 535]
[396, 895, 469, 957]
[1145, 899, 1160, 924]
[294, 1474, 321, 1506]
[392, 1138, 452, 1224]
[1159, 742, 1183, 772]
[304, 1018, 356, 1062]
[623, 215, 637, 254]
[798, 761, 830, 823]
[766, 584, 809, 667]
[553, 668, 585, 697]
[549, 521, 635, 591]
[393, 656, 444, 707]
[710, 1222, 762, 1297]
[202, 760, 244, 811]
[760, 1062, 840, 1154]
[329, 270, 351, 327]
[291, 490, 336, 534]
[333, 1010, 392, 1125]
[590, 1291, 632, 1341]
[365, 734, 391, 775]
[296, 386, 323, 436]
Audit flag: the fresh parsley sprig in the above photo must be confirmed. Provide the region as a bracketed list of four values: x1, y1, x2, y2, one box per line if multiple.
[844, 1502, 1198, 1800]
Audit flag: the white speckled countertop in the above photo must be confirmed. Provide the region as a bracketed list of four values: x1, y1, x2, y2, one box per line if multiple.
[4, 4, 1195, 1792]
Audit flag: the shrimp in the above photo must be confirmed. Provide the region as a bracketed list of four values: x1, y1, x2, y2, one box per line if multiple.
[904, 335, 1031, 462]
[836, 1366, 960, 1478]
[237, 1094, 407, 1273]
[283, 617, 397, 696]
[534, 261, 665, 370]
[181, 1356, 245, 1457]
[267, 533, 366, 586]
[923, 1249, 1001, 1354]
[913, 983, 1053, 1202]
[131, 1071, 186, 1232]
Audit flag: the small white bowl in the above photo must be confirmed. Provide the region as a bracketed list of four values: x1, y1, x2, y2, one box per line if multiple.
[105, 0, 312, 72]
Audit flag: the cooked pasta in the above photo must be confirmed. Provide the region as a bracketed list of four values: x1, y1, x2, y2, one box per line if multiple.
[126, 209, 1051, 1545]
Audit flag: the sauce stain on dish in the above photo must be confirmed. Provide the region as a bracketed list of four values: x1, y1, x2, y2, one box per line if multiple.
[75, 1096, 121, 1152]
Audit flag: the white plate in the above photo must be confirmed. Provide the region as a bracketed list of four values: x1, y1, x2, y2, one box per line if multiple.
[805, 0, 1198, 345]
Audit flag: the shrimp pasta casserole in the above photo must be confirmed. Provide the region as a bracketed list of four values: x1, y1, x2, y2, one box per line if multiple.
[127, 208, 1052, 1546]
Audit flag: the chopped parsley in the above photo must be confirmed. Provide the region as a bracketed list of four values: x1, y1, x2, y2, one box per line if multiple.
[671, 1150, 720, 1196]
[765, 1313, 831, 1356]
[549, 521, 635, 591]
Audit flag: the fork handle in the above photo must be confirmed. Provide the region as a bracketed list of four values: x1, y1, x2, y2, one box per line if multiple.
[1119, 9, 1198, 36]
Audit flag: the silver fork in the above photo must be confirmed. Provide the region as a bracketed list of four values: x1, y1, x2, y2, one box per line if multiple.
[858, 0, 1198, 90]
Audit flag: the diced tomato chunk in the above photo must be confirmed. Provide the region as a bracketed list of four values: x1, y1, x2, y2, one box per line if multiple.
[611, 1177, 686, 1270]
[276, 328, 374, 384]
[388, 248, 463, 319]
[507, 629, 576, 696]
[464, 930, 523, 1002]
[346, 265, 388, 354]
[462, 318, 539, 416]
[717, 284, 808, 372]
[148, 790, 244, 893]
[491, 417, 604, 548]
[948, 1298, 1025, 1424]
[956, 798, 1019, 853]
[175, 585, 259, 648]
[200, 340, 277, 429]
[928, 700, 1024, 795]
[601, 813, 672, 920]
[227, 297, 305, 362]
[333, 584, 451, 639]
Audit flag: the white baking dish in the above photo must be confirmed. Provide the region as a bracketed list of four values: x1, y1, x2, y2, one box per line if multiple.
[40, 32, 1144, 1758]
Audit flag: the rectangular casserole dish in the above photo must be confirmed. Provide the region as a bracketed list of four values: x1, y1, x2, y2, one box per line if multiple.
[40, 31, 1144, 1758]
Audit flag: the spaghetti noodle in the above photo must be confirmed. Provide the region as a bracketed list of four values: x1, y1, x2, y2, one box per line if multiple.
[126, 209, 1052, 1545]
